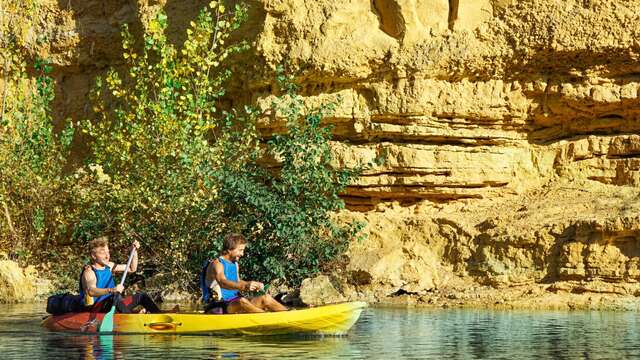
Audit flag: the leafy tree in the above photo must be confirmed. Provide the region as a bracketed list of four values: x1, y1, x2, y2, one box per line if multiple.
[0, 0, 364, 293]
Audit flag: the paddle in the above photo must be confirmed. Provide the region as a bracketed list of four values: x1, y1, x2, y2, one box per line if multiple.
[98, 244, 136, 333]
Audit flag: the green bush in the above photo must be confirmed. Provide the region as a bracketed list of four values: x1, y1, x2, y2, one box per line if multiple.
[80, 1, 363, 290]
[215, 73, 363, 285]
[0, 2, 87, 292]
[77, 2, 250, 287]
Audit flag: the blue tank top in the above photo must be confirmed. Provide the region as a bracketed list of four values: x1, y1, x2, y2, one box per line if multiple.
[218, 257, 240, 301]
[79, 265, 115, 304]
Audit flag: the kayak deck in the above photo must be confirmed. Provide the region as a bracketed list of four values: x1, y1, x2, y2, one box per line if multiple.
[42, 301, 367, 335]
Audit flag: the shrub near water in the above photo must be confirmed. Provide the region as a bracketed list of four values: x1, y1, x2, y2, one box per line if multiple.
[80, 1, 363, 291]
[217, 73, 364, 285]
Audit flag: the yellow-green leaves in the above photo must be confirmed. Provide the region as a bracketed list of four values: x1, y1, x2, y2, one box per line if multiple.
[76, 1, 251, 289]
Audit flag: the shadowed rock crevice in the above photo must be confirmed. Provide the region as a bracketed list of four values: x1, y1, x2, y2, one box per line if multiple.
[502, 48, 640, 84]
[345, 137, 521, 147]
[371, 0, 405, 40]
[447, 0, 458, 30]
[527, 95, 640, 145]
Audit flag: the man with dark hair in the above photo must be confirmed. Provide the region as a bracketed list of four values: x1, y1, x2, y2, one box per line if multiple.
[202, 233, 287, 313]
[80, 236, 162, 314]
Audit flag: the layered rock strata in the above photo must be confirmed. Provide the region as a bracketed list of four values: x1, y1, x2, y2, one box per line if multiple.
[247, 0, 640, 307]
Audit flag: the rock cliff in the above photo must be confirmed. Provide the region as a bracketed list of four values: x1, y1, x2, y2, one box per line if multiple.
[0, 258, 51, 303]
[16, 0, 640, 307]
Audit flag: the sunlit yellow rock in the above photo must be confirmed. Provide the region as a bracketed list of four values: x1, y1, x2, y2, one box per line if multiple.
[0, 260, 45, 303]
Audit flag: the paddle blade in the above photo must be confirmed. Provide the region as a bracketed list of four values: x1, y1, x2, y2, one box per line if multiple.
[99, 305, 116, 333]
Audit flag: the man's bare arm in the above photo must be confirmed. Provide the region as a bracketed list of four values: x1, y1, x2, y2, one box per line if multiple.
[82, 267, 121, 297]
[205, 260, 217, 284]
[235, 263, 264, 291]
[113, 241, 140, 273]
[213, 260, 249, 291]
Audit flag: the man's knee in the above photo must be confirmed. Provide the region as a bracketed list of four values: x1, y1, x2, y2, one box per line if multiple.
[233, 297, 262, 313]
[256, 294, 276, 304]
[238, 297, 252, 306]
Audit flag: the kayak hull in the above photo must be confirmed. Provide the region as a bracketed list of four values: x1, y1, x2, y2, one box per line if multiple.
[42, 301, 367, 335]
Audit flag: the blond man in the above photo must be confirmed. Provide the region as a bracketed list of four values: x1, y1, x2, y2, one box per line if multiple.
[80, 236, 161, 313]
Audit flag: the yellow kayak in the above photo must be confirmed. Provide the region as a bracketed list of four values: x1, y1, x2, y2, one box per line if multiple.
[42, 301, 367, 335]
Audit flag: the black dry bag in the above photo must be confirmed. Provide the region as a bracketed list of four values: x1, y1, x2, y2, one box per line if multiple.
[46, 293, 83, 315]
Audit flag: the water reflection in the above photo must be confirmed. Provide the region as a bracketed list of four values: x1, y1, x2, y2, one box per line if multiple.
[2, 304, 640, 359]
[39, 332, 353, 360]
[355, 308, 640, 359]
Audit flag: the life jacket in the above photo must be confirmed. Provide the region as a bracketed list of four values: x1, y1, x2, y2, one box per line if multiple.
[79, 265, 115, 305]
[200, 258, 237, 303]
[217, 257, 240, 301]
[200, 259, 214, 303]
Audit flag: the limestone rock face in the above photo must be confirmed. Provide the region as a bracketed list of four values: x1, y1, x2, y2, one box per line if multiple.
[243, 0, 640, 300]
[0, 260, 50, 303]
[299, 275, 346, 306]
[27, 0, 640, 304]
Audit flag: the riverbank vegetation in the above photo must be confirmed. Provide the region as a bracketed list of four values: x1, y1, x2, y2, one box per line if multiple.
[0, 1, 363, 297]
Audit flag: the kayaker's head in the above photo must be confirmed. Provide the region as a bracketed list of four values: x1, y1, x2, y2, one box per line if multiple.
[88, 236, 111, 268]
[221, 233, 247, 263]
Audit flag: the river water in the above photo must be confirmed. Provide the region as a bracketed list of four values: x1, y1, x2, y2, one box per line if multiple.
[1, 303, 640, 359]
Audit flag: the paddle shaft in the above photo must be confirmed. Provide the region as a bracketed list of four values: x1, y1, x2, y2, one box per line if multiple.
[118, 245, 137, 289]
[99, 244, 137, 333]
